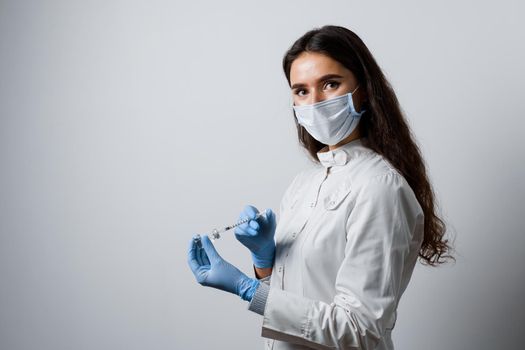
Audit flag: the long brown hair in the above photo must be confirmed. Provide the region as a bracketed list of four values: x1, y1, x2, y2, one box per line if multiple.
[282, 25, 454, 266]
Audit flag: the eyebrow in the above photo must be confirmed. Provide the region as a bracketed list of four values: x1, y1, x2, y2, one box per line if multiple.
[291, 74, 344, 89]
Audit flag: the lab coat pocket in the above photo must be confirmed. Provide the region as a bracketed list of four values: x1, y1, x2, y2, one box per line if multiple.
[323, 179, 352, 210]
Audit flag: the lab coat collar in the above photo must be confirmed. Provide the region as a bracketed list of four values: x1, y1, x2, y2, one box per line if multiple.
[316, 138, 363, 168]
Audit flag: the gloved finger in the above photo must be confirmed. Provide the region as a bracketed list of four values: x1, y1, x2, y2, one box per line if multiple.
[238, 204, 259, 230]
[237, 211, 249, 231]
[234, 225, 247, 236]
[237, 211, 259, 235]
[199, 235, 222, 263]
[237, 205, 259, 230]
[249, 220, 260, 230]
[198, 244, 211, 266]
[243, 204, 259, 220]
[234, 225, 258, 237]
[260, 208, 275, 227]
[187, 236, 201, 272]
[257, 209, 271, 229]
[192, 235, 206, 266]
[247, 226, 259, 236]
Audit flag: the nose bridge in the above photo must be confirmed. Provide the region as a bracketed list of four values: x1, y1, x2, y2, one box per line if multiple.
[309, 87, 324, 105]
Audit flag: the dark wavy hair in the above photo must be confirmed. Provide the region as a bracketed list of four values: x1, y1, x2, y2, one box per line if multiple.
[282, 25, 454, 266]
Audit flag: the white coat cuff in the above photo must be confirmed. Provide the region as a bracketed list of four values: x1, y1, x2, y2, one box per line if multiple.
[247, 282, 270, 315]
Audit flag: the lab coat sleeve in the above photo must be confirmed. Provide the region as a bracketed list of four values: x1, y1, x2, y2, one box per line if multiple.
[246, 172, 303, 314]
[247, 276, 271, 314]
[258, 171, 424, 349]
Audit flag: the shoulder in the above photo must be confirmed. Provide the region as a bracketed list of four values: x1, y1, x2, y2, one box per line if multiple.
[346, 146, 402, 187]
[343, 147, 421, 208]
[354, 166, 423, 222]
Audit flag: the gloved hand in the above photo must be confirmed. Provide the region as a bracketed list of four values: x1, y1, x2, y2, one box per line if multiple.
[187, 234, 260, 301]
[234, 205, 277, 268]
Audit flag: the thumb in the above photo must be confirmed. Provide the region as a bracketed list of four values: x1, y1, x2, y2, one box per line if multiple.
[264, 208, 275, 223]
[200, 235, 222, 263]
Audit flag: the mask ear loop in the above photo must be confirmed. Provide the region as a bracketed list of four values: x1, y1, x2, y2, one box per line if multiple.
[349, 84, 366, 116]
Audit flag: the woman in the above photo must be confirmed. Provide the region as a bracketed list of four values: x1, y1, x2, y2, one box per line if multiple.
[187, 25, 453, 349]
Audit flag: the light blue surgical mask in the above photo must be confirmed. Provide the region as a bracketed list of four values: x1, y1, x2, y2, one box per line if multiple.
[292, 85, 365, 145]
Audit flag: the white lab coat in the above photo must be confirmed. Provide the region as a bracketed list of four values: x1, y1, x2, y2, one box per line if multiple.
[248, 138, 425, 350]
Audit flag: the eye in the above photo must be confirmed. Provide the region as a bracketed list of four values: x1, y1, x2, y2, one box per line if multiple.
[324, 81, 340, 90]
[294, 89, 307, 97]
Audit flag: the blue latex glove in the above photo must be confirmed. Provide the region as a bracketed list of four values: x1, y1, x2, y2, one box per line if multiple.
[187, 234, 260, 301]
[234, 205, 277, 268]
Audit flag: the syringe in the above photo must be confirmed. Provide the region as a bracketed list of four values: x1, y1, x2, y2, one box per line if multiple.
[208, 209, 268, 241]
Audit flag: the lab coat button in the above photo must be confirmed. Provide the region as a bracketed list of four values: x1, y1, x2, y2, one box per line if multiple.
[278, 266, 283, 272]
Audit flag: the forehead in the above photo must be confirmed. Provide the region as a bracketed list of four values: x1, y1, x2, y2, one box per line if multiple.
[290, 52, 349, 83]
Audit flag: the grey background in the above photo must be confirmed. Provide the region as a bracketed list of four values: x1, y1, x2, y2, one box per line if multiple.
[1, 1, 524, 349]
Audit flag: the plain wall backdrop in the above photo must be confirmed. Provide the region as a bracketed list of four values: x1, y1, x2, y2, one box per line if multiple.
[1, 1, 524, 349]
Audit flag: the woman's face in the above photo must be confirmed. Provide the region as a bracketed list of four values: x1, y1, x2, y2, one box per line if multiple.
[289, 51, 365, 112]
